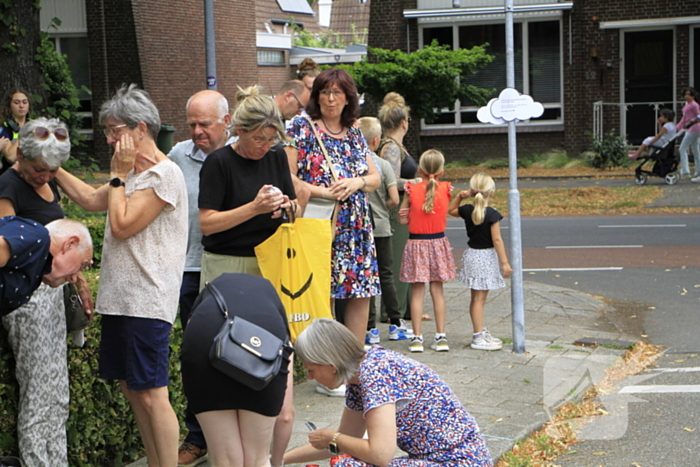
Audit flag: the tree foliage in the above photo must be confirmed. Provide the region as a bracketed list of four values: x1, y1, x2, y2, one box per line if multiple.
[36, 19, 86, 149]
[0, 0, 46, 109]
[337, 41, 494, 123]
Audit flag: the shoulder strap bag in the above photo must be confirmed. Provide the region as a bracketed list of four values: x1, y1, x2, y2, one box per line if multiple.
[207, 281, 293, 390]
[301, 117, 340, 235]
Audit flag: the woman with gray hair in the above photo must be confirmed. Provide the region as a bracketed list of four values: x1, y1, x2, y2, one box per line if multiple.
[56, 84, 188, 467]
[285, 318, 493, 467]
[0, 117, 94, 467]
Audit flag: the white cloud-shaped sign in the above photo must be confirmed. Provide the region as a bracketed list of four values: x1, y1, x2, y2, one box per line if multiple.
[477, 88, 544, 124]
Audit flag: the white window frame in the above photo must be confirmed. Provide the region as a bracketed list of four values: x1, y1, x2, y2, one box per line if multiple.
[257, 49, 286, 66]
[418, 16, 564, 130]
[51, 33, 93, 139]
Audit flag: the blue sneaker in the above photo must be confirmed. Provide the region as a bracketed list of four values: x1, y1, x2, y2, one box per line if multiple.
[388, 319, 413, 340]
[365, 328, 380, 345]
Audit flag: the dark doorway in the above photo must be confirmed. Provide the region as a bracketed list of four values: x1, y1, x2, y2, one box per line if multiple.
[624, 30, 674, 145]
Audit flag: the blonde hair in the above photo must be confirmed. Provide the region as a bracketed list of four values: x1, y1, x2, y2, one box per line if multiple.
[357, 117, 381, 145]
[469, 173, 495, 225]
[377, 92, 410, 132]
[418, 149, 445, 214]
[298, 58, 321, 79]
[232, 85, 288, 142]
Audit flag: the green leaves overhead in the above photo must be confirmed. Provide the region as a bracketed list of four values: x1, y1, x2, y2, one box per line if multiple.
[338, 41, 494, 122]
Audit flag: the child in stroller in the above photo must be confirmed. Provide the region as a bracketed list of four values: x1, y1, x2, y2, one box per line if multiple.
[629, 108, 676, 160]
[634, 127, 684, 185]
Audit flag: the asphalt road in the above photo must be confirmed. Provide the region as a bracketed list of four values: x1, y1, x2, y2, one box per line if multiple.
[445, 177, 700, 466]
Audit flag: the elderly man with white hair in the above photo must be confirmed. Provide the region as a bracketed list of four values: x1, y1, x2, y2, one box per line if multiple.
[0, 216, 93, 313]
[0, 117, 94, 467]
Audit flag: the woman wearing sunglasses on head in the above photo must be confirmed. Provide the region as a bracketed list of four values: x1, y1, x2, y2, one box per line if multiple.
[0, 117, 94, 467]
[54, 84, 188, 467]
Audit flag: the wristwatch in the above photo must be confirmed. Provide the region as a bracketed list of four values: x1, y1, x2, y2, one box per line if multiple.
[109, 177, 125, 188]
[328, 432, 341, 455]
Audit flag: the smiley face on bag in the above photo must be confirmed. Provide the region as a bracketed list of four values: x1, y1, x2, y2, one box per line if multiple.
[280, 247, 314, 300]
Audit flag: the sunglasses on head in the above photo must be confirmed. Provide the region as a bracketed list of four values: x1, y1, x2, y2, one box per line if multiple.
[33, 126, 69, 142]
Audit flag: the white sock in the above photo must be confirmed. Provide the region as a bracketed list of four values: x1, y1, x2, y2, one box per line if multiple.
[435, 333, 446, 339]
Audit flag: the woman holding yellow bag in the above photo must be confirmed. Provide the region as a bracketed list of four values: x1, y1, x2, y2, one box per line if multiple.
[198, 85, 300, 284]
[198, 85, 302, 467]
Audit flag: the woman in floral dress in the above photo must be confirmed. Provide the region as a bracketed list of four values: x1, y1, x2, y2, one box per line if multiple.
[285, 68, 381, 344]
[284, 318, 493, 467]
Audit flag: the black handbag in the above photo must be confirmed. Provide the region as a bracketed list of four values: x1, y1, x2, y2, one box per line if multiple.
[64, 283, 90, 332]
[206, 282, 293, 390]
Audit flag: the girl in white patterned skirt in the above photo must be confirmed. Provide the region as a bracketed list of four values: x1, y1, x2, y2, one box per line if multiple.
[448, 173, 511, 350]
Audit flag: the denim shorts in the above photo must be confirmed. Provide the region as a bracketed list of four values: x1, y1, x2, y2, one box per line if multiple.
[99, 314, 171, 390]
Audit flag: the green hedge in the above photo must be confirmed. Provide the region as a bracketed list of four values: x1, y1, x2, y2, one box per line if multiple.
[0, 302, 187, 466]
[0, 201, 307, 465]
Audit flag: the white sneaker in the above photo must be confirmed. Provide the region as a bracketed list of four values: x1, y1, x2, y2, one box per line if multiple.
[691, 175, 700, 183]
[430, 335, 449, 352]
[409, 336, 424, 353]
[316, 383, 346, 397]
[471, 329, 503, 351]
[365, 328, 380, 345]
[388, 319, 413, 340]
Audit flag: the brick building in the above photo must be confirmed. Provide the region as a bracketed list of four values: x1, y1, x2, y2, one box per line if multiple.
[368, 0, 700, 162]
[41, 0, 323, 166]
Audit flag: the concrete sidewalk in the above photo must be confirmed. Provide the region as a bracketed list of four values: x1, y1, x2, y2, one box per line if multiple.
[129, 279, 640, 466]
[284, 280, 638, 462]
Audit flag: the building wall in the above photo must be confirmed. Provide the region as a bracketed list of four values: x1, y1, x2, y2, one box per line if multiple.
[257, 62, 294, 97]
[86, 0, 257, 165]
[564, 0, 698, 154]
[368, 0, 700, 163]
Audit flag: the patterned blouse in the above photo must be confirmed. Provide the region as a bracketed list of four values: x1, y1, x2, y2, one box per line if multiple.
[342, 346, 493, 467]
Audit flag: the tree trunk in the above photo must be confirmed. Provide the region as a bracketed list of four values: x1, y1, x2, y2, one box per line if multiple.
[0, 1, 47, 112]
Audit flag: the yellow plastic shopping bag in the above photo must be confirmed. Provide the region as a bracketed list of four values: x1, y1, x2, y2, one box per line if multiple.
[255, 218, 333, 341]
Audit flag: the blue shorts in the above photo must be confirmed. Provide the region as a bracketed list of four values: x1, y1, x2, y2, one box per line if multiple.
[99, 314, 172, 390]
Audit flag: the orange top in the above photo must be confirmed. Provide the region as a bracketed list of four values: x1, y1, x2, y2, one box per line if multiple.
[406, 180, 453, 235]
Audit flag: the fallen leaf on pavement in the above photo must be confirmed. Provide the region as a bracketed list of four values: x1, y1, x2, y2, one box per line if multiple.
[683, 427, 695, 432]
[592, 451, 605, 455]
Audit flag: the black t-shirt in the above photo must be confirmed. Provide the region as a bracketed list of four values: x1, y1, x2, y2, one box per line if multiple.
[0, 169, 64, 225]
[458, 205, 503, 249]
[199, 144, 296, 257]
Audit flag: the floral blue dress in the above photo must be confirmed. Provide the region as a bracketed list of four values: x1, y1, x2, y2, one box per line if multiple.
[340, 346, 493, 467]
[287, 116, 380, 299]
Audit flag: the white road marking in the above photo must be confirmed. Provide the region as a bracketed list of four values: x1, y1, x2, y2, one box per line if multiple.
[619, 385, 700, 394]
[524, 267, 624, 272]
[599, 224, 686, 228]
[651, 367, 700, 373]
[545, 245, 643, 249]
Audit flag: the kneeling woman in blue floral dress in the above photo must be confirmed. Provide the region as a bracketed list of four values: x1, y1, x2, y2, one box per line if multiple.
[284, 319, 493, 467]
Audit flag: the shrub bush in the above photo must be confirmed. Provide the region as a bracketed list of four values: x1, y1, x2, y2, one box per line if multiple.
[0, 306, 186, 466]
[586, 130, 630, 169]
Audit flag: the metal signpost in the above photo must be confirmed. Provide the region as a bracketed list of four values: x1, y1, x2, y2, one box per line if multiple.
[504, 0, 525, 354]
[205, 0, 217, 90]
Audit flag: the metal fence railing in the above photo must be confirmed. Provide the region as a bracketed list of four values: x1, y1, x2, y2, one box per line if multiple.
[592, 101, 677, 142]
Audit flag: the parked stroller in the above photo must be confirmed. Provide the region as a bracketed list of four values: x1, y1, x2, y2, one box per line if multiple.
[633, 129, 684, 185]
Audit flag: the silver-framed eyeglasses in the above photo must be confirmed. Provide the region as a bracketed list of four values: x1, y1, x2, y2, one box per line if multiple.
[102, 124, 128, 138]
[319, 90, 344, 97]
[249, 134, 280, 148]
